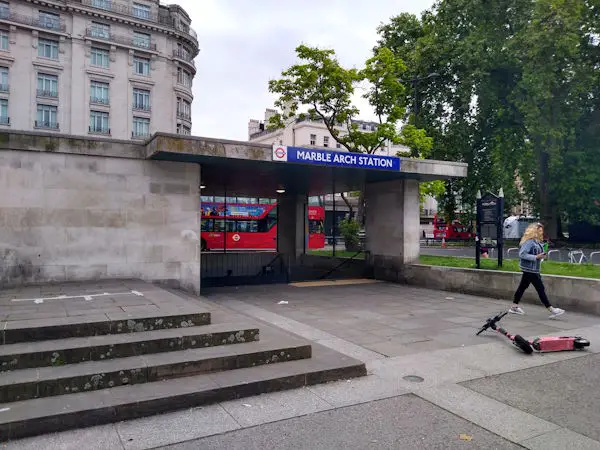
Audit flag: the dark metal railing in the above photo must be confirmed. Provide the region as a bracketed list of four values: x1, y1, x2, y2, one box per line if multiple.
[37, 89, 58, 98]
[90, 96, 109, 105]
[89, 125, 110, 134]
[133, 102, 151, 112]
[85, 27, 157, 51]
[177, 111, 191, 121]
[80, 0, 198, 41]
[0, 10, 66, 32]
[173, 49, 195, 66]
[35, 120, 59, 129]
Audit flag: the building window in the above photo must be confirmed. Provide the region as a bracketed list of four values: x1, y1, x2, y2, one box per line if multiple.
[38, 38, 59, 59]
[0, 2, 8, 19]
[89, 110, 109, 134]
[323, 136, 329, 147]
[132, 2, 151, 20]
[176, 97, 191, 120]
[176, 43, 191, 60]
[132, 116, 150, 137]
[177, 68, 192, 87]
[38, 11, 61, 30]
[0, 66, 7, 92]
[132, 88, 150, 111]
[37, 73, 58, 98]
[90, 22, 110, 39]
[36, 104, 58, 129]
[91, 0, 111, 10]
[0, 30, 8, 50]
[90, 81, 109, 105]
[310, 134, 316, 146]
[132, 31, 150, 49]
[90, 47, 109, 68]
[336, 142, 341, 149]
[176, 123, 191, 135]
[0, 98, 8, 125]
[133, 56, 150, 76]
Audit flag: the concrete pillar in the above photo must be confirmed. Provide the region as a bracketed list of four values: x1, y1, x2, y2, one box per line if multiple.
[277, 193, 308, 264]
[364, 179, 420, 281]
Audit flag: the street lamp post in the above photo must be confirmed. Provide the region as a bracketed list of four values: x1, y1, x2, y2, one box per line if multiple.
[399, 72, 440, 121]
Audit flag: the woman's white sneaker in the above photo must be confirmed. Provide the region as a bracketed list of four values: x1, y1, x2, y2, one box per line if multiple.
[549, 307, 565, 319]
[509, 306, 525, 315]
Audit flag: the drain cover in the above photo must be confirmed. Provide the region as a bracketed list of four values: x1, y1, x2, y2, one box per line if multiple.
[403, 375, 424, 383]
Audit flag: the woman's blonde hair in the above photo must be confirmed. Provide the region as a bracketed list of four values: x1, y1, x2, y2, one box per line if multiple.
[520, 223, 544, 246]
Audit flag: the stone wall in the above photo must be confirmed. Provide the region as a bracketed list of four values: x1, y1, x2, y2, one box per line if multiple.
[0, 150, 201, 293]
[401, 264, 600, 316]
[364, 179, 420, 281]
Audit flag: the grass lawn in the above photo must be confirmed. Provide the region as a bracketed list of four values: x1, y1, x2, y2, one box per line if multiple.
[308, 249, 365, 259]
[419, 255, 600, 279]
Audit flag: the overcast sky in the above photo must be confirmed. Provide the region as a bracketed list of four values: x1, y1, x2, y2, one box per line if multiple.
[175, 0, 435, 141]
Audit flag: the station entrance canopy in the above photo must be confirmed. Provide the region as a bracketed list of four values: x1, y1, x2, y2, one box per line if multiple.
[146, 134, 467, 198]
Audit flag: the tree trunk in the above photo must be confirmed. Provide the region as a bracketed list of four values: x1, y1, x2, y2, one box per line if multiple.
[356, 191, 365, 228]
[340, 193, 354, 217]
[538, 150, 559, 239]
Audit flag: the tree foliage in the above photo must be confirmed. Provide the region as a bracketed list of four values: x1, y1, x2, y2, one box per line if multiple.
[376, 0, 600, 237]
[267, 44, 411, 155]
[267, 44, 435, 222]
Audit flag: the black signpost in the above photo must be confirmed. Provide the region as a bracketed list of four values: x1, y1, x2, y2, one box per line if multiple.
[476, 189, 505, 269]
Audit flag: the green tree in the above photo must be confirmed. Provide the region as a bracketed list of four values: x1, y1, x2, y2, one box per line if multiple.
[267, 44, 430, 225]
[376, 0, 600, 238]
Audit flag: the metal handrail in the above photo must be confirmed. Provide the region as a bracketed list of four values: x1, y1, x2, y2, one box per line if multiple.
[546, 249, 560, 261]
[507, 248, 519, 258]
[590, 251, 600, 264]
[318, 250, 364, 280]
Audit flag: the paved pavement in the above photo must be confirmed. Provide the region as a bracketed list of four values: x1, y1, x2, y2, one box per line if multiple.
[7, 281, 600, 450]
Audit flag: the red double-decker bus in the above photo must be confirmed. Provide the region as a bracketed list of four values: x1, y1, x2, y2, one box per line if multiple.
[200, 197, 325, 252]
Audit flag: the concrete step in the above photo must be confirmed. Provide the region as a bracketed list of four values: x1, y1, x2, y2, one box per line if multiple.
[0, 337, 312, 403]
[1, 310, 211, 344]
[0, 323, 260, 372]
[0, 343, 366, 441]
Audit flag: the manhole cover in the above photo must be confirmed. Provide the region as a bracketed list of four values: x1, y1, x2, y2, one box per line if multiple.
[403, 375, 424, 383]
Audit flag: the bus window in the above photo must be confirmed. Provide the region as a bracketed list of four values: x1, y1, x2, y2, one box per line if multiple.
[308, 196, 323, 206]
[214, 220, 225, 232]
[201, 219, 214, 232]
[309, 219, 324, 234]
[225, 220, 236, 232]
[237, 220, 258, 233]
[259, 198, 275, 204]
[201, 196, 214, 203]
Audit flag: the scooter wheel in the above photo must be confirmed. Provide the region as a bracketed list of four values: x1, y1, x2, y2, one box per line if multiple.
[574, 338, 590, 349]
[514, 335, 534, 354]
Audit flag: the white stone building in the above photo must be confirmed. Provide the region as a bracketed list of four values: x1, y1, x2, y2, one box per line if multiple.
[0, 0, 198, 140]
[248, 108, 411, 158]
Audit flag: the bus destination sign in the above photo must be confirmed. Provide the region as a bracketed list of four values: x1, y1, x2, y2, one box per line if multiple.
[272, 145, 401, 171]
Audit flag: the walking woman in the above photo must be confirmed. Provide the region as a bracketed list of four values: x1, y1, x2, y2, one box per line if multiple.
[509, 222, 565, 319]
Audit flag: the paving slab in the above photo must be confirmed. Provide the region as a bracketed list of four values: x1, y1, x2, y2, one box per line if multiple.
[162, 394, 521, 450]
[462, 353, 600, 442]
[116, 404, 240, 450]
[6, 424, 124, 450]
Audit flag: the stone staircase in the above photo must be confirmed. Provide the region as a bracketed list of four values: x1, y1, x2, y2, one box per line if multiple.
[0, 283, 366, 442]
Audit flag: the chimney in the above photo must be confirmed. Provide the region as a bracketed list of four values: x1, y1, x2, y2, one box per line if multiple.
[248, 119, 261, 139]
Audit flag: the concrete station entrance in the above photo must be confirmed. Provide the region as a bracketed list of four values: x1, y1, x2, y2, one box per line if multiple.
[147, 136, 468, 291]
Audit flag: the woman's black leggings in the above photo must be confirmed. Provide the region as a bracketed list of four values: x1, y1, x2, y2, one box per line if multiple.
[513, 271, 551, 308]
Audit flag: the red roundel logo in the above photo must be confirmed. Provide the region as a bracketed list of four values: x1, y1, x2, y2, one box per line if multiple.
[274, 147, 286, 159]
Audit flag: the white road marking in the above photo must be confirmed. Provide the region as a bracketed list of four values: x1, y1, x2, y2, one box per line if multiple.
[11, 290, 145, 303]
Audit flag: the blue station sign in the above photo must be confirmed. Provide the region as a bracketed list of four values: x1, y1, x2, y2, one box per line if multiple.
[272, 145, 401, 171]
